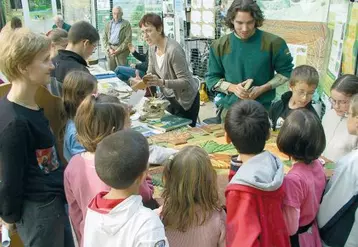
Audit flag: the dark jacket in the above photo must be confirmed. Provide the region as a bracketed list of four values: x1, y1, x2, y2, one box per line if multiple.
[269, 91, 318, 131]
[50, 50, 90, 96]
[132, 51, 148, 72]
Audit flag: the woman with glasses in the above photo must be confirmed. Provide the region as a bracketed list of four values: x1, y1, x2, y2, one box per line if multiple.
[322, 74, 358, 162]
[139, 13, 199, 127]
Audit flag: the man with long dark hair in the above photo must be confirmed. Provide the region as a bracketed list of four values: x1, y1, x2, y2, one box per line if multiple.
[206, 0, 294, 120]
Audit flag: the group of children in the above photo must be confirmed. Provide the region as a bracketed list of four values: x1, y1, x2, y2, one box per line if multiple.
[0, 19, 358, 247]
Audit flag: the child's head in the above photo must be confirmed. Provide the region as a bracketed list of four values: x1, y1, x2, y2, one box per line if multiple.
[277, 109, 326, 164]
[68, 21, 99, 60]
[289, 65, 319, 108]
[347, 94, 358, 135]
[225, 100, 270, 155]
[161, 146, 221, 231]
[95, 130, 149, 190]
[75, 94, 129, 153]
[10, 17, 22, 29]
[0, 28, 54, 84]
[48, 28, 68, 58]
[330, 74, 358, 117]
[62, 71, 97, 120]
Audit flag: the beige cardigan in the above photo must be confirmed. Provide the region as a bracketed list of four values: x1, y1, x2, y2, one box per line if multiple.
[147, 38, 198, 111]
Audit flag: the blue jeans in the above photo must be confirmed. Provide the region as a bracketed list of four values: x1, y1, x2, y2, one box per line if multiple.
[114, 66, 145, 83]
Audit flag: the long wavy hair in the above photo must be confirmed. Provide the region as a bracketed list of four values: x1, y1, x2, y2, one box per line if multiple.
[161, 146, 222, 232]
[225, 0, 264, 29]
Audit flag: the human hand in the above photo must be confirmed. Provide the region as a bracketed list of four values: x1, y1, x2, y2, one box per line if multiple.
[130, 63, 136, 69]
[128, 43, 135, 53]
[109, 48, 116, 56]
[135, 70, 141, 79]
[143, 74, 164, 87]
[228, 79, 252, 99]
[248, 86, 264, 100]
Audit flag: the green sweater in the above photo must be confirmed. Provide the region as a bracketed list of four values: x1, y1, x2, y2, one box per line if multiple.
[206, 29, 293, 109]
[52, 22, 71, 32]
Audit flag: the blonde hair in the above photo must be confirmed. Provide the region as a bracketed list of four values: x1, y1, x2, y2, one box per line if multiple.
[75, 94, 128, 152]
[161, 146, 221, 232]
[350, 94, 358, 117]
[0, 28, 51, 81]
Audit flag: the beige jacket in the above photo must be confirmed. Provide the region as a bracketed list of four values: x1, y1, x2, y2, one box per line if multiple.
[103, 19, 132, 55]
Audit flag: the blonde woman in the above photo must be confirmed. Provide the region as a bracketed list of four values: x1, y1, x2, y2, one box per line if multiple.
[0, 28, 74, 246]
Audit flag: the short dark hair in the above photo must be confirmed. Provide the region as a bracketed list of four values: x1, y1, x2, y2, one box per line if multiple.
[68, 21, 99, 44]
[95, 130, 149, 189]
[10, 17, 22, 29]
[139, 13, 165, 36]
[225, 100, 270, 154]
[225, 0, 264, 29]
[277, 109, 326, 164]
[290, 65, 319, 87]
[331, 74, 358, 97]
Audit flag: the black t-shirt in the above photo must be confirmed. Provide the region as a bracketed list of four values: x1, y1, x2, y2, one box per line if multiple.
[0, 97, 64, 223]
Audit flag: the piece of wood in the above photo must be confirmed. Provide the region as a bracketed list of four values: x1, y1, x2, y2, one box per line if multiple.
[131, 80, 146, 91]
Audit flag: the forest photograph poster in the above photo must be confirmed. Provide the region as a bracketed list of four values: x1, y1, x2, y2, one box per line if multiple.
[28, 0, 52, 20]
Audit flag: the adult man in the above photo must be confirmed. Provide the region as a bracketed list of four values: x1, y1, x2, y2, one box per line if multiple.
[103, 6, 132, 71]
[206, 0, 293, 120]
[51, 21, 99, 96]
[52, 15, 71, 32]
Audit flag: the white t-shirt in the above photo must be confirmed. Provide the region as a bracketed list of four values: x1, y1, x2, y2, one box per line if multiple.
[322, 109, 358, 162]
[156, 53, 165, 69]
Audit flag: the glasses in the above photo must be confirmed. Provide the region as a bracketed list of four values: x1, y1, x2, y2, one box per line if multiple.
[329, 97, 350, 107]
[294, 89, 315, 98]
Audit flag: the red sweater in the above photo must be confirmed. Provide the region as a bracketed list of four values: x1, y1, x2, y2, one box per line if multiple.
[225, 184, 290, 247]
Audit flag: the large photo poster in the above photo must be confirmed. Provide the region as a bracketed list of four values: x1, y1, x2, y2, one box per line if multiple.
[28, 0, 52, 20]
[256, 0, 330, 22]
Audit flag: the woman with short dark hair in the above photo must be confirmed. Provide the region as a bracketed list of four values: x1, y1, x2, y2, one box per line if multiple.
[139, 13, 199, 127]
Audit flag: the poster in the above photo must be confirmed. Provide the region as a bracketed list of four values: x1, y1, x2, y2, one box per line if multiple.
[321, 1, 350, 95]
[97, 0, 110, 11]
[287, 44, 308, 67]
[28, 0, 52, 20]
[342, 3, 358, 74]
[63, 0, 92, 24]
[256, 0, 330, 22]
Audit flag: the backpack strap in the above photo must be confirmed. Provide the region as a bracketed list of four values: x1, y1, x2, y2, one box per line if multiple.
[289, 221, 314, 247]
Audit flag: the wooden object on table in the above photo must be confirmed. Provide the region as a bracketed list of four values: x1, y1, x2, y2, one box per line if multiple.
[131, 80, 147, 91]
[214, 131, 225, 137]
[149, 130, 193, 145]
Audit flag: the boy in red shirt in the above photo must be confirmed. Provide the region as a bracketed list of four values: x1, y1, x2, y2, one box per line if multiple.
[224, 100, 290, 247]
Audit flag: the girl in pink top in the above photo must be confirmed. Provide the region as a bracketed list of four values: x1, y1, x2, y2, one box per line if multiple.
[157, 146, 226, 247]
[64, 94, 153, 246]
[277, 109, 326, 247]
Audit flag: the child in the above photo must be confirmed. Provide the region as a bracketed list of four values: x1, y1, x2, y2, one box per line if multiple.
[269, 65, 319, 130]
[0, 28, 74, 246]
[64, 94, 153, 246]
[62, 70, 97, 162]
[159, 145, 226, 247]
[318, 94, 358, 247]
[51, 21, 99, 94]
[322, 74, 358, 162]
[224, 100, 290, 247]
[84, 130, 168, 246]
[277, 109, 326, 247]
[48, 28, 69, 95]
[48, 28, 68, 59]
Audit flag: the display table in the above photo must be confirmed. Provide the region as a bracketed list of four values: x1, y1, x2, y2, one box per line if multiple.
[148, 124, 334, 204]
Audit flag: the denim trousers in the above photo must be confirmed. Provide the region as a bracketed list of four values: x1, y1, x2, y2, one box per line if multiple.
[16, 196, 74, 247]
[114, 66, 145, 83]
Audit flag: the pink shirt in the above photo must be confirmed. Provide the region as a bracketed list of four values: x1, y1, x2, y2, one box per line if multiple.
[283, 160, 326, 247]
[64, 153, 154, 247]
